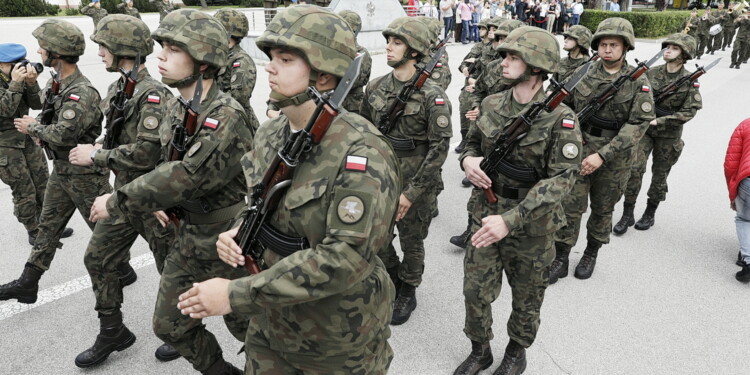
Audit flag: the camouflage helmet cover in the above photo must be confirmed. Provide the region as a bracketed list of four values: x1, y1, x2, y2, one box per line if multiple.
[382, 17, 432, 57]
[563, 25, 593, 50]
[214, 8, 250, 39]
[91, 15, 154, 58]
[339, 9, 362, 35]
[415, 16, 440, 43]
[662, 33, 697, 60]
[591, 17, 635, 51]
[152, 9, 228, 69]
[494, 19, 524, 38]
[256, 5, 356, 78]
[32, 19, 85, 57]
[478, 17, 489, 29]
[498, 26, 560, 73]
[486, 17, 504, 30]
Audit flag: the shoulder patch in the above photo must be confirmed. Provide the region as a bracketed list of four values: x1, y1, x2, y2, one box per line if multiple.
[147, 95, 161, 104]
[641, 101, 653, 113]
[693, 81, 700, 88]
[562, 143, 579, 159]
[143, 116, 159, 130]
[436, 115, 450, 128]
[436, 63, 443, 68]
[203, 117, 219, 130]
[62, 109, 76, 120]
[232, 61, 241, 68]
[694, 93, 702, 102]
[641, 85, 650, 93]
[187, 141, 201, 158]
[432, 72, 441, 79]
[337, 195, 365, 224]
[435, 97, 445, 105]
[561, 118, 575, 129]
[68, 94, 80, 101]
[345, 155, 368, 172]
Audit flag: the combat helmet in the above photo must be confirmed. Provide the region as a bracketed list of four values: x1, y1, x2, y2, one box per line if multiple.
[383, 17, 432, 66]
[152, 9, 228, 86]
[662, 33, 697, 61]
[214, 8, 250, 40]
[256, 5, 356, 108]
[339, 9, 362, 36]
[498, 26, 560, 73]
[32, 19, 85, 66]
[486, 17, 504, 32]
[91, 15, 153, 72]
[494, 19, 524, 41]
[415, 16, 441, 44]
[478, 17, 489, 30]
[563, 25, 592, 54]
[591, 17, 635, 51]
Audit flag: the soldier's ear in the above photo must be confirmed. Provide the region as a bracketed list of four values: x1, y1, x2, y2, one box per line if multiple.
[315, 73, 338, 91]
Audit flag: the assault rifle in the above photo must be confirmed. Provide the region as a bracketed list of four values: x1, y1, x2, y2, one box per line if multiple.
[478, 62, 592, 204]
[234, 54, 364, 274]
[103, 52, 140, 150]
[653, 57, 720, 103]
[433, 32, 452, 52]
[576, 48, 665, 124]
[38, 62, 62, 160]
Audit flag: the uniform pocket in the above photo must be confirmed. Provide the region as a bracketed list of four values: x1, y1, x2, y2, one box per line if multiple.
[284, 177, 328, 210]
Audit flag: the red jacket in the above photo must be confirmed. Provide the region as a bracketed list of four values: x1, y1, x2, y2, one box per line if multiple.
[724, 118, 750, 202]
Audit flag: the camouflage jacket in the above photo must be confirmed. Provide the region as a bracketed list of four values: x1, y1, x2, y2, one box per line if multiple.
[341, 45, 372, 115]
[28, 67, 104, 175]
[361, 72, 452, 201]
[736, 17, 750, 41]
[553, 55, 588, 86]
[229, 111, 399, 357]
[460, 88, 582, 237]
[565, 59, 655, 170]
[152, 0, 175, 21]
[458, 41, 487, 75]
[429, 52, 452, 92]
[106, 82, 254, 240]
[469, 58, 509, 109]
[117, 3, 141, 19]
[470, 43, 499, 81]
[647, 64, 702, 138]
[217, 44, 257, 128]
[94, 68, 173, 189]
[684, 16, 700, 39]
[81, 5, 108, 26]
[0, 72, 42, 148]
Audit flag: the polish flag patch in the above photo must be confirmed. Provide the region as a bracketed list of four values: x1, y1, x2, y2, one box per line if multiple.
[641, 85, 651, 93]
[562, 118, 575, 129]
[435, 97, 445, 105]
[436, 63, 443, 68]
[203, 117, 219, 129]
[693, 81, 700, 88]
[68, 94, 80, 101]
[147, 95, 160, 104]
[232, 61, 241, 68]
[345, 155, 368, 172]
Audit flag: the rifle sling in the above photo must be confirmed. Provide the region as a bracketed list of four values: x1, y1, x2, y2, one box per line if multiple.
[491, 183, 531, 200]
[385, 134, 429, 157]
[655, 105, 675, 117]
[495, 159, 538, 184]
[581, 123, 619, 138]
[257, 222, 310, 258]
[181, 200, 245, 225]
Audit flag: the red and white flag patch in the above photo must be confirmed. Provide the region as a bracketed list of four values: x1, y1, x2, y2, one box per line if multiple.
[345, 155, 368, 172]
[68, 94, 80, 101]
[435, 97, 445, 105]
[436, 63, 443, 68]
[147, 95, 160, 104]
[693, 81, 700, 88]
[562, 118, 575, 129]
[203, 117, 219, 129]
[232, 61, 241, 68]
[641, 85, 651, 93]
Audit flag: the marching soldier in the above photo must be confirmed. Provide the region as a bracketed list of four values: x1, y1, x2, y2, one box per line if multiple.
[214, 8, 258, 127]
[454, 27, 582, 375]
[87, 9, 257, 374]
[614, 33, 702, 236]
[81, 0, 108, 28]
[361, 16, 452, 325]
[65, 15, 179, 367]
[421, 16, 452, 92]
[177, 6, 400, 374]
[340, 10, 372, 115]
[696, 11, 712, 59]
[554, 25, 592, 84]
[709, 3, 728, 54]
[0, 44, 74, 245]
[724, 2, 740, 50]
[731, 11, 750, 69]
[151, 0, 175, 22]
[117, 0, 141, 19]
[683, 9, 701, 41]
[551, 18, 655, 283]
[2, 20, 119, 304]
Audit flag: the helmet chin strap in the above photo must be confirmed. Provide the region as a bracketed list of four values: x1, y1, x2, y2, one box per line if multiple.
[500, 66, 534, 87]
[162, 62, 201, 88]
[268, 71, 319, 109]
[387, 48, 415, 68]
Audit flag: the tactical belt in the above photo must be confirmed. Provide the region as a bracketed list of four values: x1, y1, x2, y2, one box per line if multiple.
[258, 222, 310, 258]
[496, 160, 538, 184]
[48, 148, 71, 160]
[582, 123, 619, 138]
[180, 198, 211, 214]
[0, 124, 16, 132]
[492, 183, 531, 200]
[385, 134, 429, 158]
[182, 200, 245, 225]
[654, 105, 675, 118]
[587, 114, 622, 131]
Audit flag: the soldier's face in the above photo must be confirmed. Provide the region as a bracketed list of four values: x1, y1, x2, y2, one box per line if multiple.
[265, 48, 311, 99]
[489, 26, 497, 34]
[501, 52, 528, 80]
[157, 42, 194, 81]
[0, 63, 10, 76]
[98, 45, 115, 69]
[480, 27, 487, 38]
[37, 46, 51, 66]
[386, 36, 410, 63]
[563, 37, 578, 51]
[597, 37, 625, 62]
[663, 44, 683, 61]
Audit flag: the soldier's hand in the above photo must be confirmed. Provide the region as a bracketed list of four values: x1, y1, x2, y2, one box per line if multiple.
[177, 278, 233, 319]
[266, 108, 281, 119]
[466, 107, 480, 121]
[89, 194, 112, 223]
[464, 85, 475, 93]
[69, 144, 96, 166]
[471, 215, 509, 248]
[462, 67, 470, 77]
[468, 78, 476, 85]
[649, 119, 657, 126]
[463, 156, 492, 189]
[396, 194, 412, 222]
[217, 226, 244, 267]
[580, 153, 604, 176]
[13, 115, 35, 134]
[153, 211, 171, 227]
[25, 65, 38, 85]
[10, 63, 26, 82]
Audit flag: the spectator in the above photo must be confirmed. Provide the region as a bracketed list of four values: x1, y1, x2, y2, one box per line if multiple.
[458, 0, 474, 44]
[504, 0, 515, 19]
[724, 118, 750, 283]
[515, 0, 528, 21]
[571, 0, 583, 26]
[610, 0, 621, 11]
[440, 0, 456, 39]
[422, 0, 440, 17]
[548, 0, 559, 33]
[491, 0, 499, 17]
[471, 2, 482, 41]
[482, 1, 492, 19]
[533, 0, 548, 29]
[408, 0, 419, 16]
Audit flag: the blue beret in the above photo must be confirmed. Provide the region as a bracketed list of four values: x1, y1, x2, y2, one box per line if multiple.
[92, 0, 100, 3]
[0, 43, 27, 63]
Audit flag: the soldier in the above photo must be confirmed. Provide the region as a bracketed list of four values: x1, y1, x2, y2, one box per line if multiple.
[2, 19, 119, 304]
[117, 0, 141, 19]
[214, 8, 258, 127]
[64, 15, 179, 368]
[553, 25, 592, 84]
[683, 9, 701, 42]
[724, 2, 740, 50]
[0, 44, 74, 245]
[614, 33, 702, 236]
[454, 27, 582, 375]
[360, 16, 452, 325]
[731, 11, 750, 69]
[339, 10, 372, 115]
[421, 16, 452, 92]
[86, 9, 257, 374]
[81, 0, 109, 28]
[176, 6, 400, 374]
[709, 3, 727, 54]
[696, 11, 712, 59]
[151, 0, 175, 22]
[550, 18, 655, 283]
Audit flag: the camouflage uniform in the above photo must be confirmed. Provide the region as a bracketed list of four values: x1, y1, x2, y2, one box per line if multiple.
[419, 16, 452, 92]
[456, 19, 492, 149]
[732, 16, 750, 67]
[723, 9, 740, 49]
[117, 2, 141, 19]
[696, 15, 712, 59]
[340, 10, 372, 115]
[553, 25, 592, 84]
[81, 3, 109, 27]
[151, 0, 175, 22]
[709, 8, 728, 52]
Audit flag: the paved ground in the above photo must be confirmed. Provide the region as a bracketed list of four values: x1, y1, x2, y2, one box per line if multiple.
[1, 12, 749, 375]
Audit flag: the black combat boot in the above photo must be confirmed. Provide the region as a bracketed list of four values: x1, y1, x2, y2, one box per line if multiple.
[462, 177, 472, 187]
[0, 263, 43, 304]
[737, 64, 742, 70]
[117, 262, 138, 287]
[386, 265, 402, 296]
[61, 227, 74, 238]
[574, 239, 602, 280]
[202, 358, 243, 375]
[391, 283, 417, 325]
[612, 202, 636, 235]
[453, 340, 493, 375]
[74, 312, 136, 368]
[492, 340, 526, 375]
[549, 242, 571, 285]
[455, 130, 468, 153]
[634, 200, 659, 231]
[737, 263, 750, 283]
[730, 63, 736, 69]
[450, 216, 473, 249]
[155, 343, 181, 362]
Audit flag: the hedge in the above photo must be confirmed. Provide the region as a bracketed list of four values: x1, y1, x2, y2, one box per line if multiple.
[0, 0, 52, 17]
[80, 0, 159, 13]
[580, 10, 693, 38]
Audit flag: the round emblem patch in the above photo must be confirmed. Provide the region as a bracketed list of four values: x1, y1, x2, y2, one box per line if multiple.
[562, 143, 579, 159]
[432, 72, 441, 79]
[436, 115, 450, 128]
[231, 74, 237, 83]
[187, 141, 202, 158]
[62, 109, 76, 120]
[337, 195, 365, 224]
[143, 116, 159, 130]
[641, 102, 652, 113]
[694, 93, 702, 102]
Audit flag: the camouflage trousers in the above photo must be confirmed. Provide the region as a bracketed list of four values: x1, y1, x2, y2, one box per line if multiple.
[712, 32, 723, 52]
[724, 27, 736, 49]
[378, 192, 437, 288]
[624, 134, 684, 205]
[459, 88, 473, 137]
[555, 158, 630, 247]
[463, 195, 553, 347]
[697, 34, 710, 58]
[153, 220, 249, 372]
[85, 212, 175, 316]
[27, 170, 112, 271]
[0, 139, 49, 233]
[732, 38, 750, 64]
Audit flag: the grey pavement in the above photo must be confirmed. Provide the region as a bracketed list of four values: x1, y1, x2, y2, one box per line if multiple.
[1, 13, 749, 375]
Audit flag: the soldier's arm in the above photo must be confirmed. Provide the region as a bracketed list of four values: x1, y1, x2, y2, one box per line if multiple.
[469, 70, 489, 109]
[596, 76, 655, 162]
[655, 83, 702, 127]
[28, 87, 99, 147]
[459, 44, 483, 73]
[117, 2, 125, 9]
[460, 95, 491, 163]
[24, 81, 43, 110]
[227, 57, 256, 108]
[0, 81, 24, 115]
[81, 5, 92, 15]
[358, 81, 375, 124]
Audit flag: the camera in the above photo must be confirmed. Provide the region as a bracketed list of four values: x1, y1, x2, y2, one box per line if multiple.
[17, 59, 44, 74]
